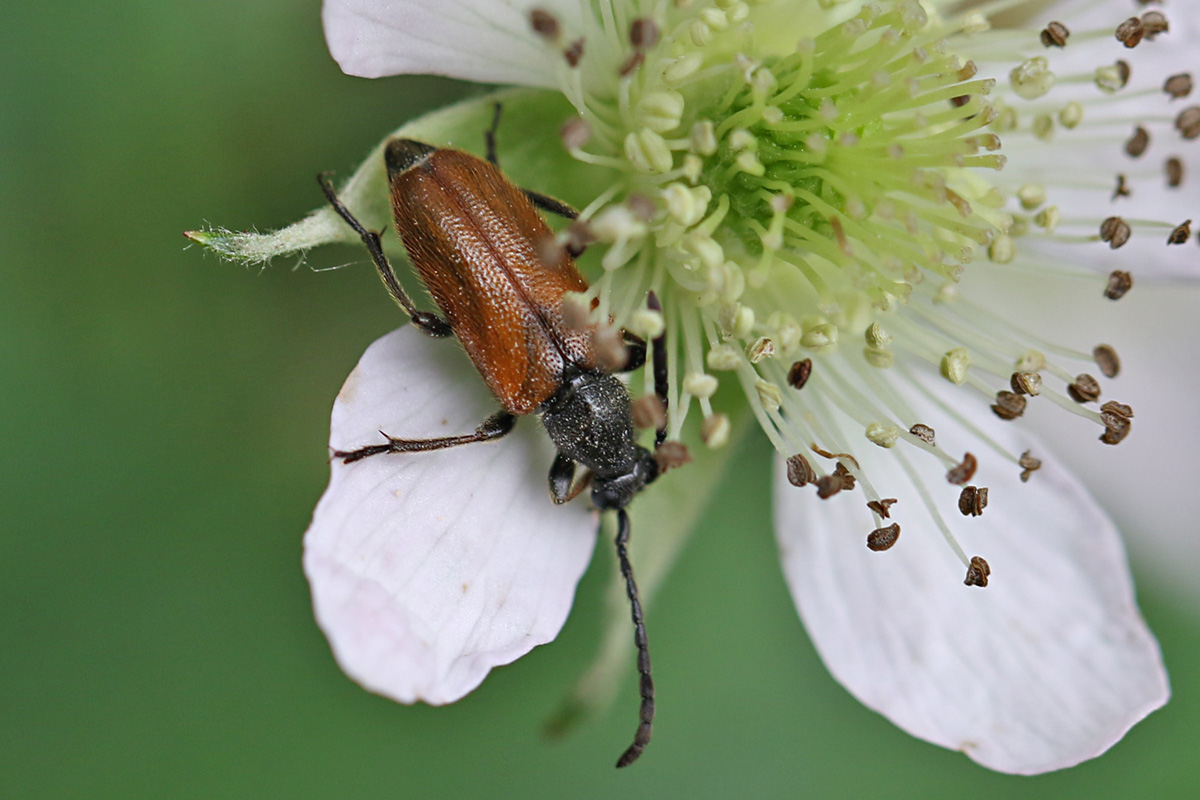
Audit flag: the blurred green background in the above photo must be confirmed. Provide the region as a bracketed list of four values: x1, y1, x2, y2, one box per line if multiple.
[2, 1, 1197, 797]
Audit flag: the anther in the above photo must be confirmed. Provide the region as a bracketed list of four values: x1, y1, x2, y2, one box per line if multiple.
[816, 473, 845, 499]
[1141, 11, 1169, 39]
[632, 394, 668, 431]
[563, 38, 585, 67]
[1018, 450, 1042, 483]
[1113, 174, 1131, 200]
[1099, 401, 1134, 445]
[654, 441, 691, 473]
[958, 486, 988, 517]
[909, 423, 936, 445]
[629, 18, 660, 49]
[1099, 217, 1132, 249]
[1096, 60, 1131, 93]
[867, 523, 901, 552]
[529, 8, 561, 41]
[564, 219, 597, 257]
[1164, 74, 1193, 100]
[1067, 373, 1101, 404]
[1125, 126, 1150, 158]
[619, 52, 645, 77]
[1166, 157, 1185, 188]
[1176, 106, 1200, 140]
[786, 453, 817, 487]
[1168, 220, 1192, 245]
[964, 556, 991, 587]
[867, 498, 897, 519]
[1040, 22, 1069, 48]
[701, 413, 731, 448]
[783, 360, 812, 392]
[1115, 18, 1145, 48]
[1104, 270, 1134, 300]
[1093, 344, 1121, 378]
[833, 463, 857, 491]
[560, 117, 592, 150]
[991, 390, 1027, 420]
[947, 452, 977, 485]
[1011, 372, 1042, 396]
[746, 337, 774, 363]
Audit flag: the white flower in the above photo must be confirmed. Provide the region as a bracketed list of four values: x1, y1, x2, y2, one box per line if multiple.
[188, 0, 1200, 775]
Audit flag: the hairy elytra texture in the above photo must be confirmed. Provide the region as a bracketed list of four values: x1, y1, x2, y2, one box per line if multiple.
[385, 139, 591, 415]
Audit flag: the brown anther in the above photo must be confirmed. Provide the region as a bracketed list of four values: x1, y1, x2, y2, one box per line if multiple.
[1040, 21, 1070, 48]
[991, 390, 1027, 421]
[1168, 219, 1192, 245]
[618, 51, 645, 77]
[1018, 450, 1042, 483]
[950, 94, 970, 108]
[1112, 174, 1131, 200]
[1093, 344, 1121, 378]
[560, 117, 592, 150]
[537, 235, 566, 268]
[947, 452, 977, 485]
[1141, 11, 1169, 39]
[964, 556, 991, 587]
[1166, 156, 1185, 188]
[629, 18, 660, 49]
[563, 38, 585, 68]
[1104, 269, 1133, 300]
[592, 326, 628, 371]
[746, 337, 775, 364]
[909, 423, 936, 445]
[1067, 373, 1102, 403]
[1164, 73, 1193, 100]
[631, 394, 668, 431]
[1100, 216, 1132, 249]
[653, 441, 691, 473]
[1011, 372, 1042, 396]
[564, 219, 596, 257]
[1176, 106, 1200, 139]
[786, 453, 817, 487]
[1099, 400, 1134, 445]
[816, 474, 846, 499]
[1125, 126, 1150, 158]
[958, 485, 989, 517]
[867, 523, 901, 552]
[529, 8, 560, 40]
[833, 462, 857, 491]
[1115, 17, 1145, 48]
[787, 358, 813, 390]
[1116, 60, 1132, 88]
[867, 498, 897, 519]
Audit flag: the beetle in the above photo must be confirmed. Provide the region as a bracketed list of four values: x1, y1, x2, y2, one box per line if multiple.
[317, 107, 676, 768]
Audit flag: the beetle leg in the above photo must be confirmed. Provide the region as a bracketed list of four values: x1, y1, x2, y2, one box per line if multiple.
[646, 292, 669, 448]
[332, 410, 515, 464]
[523, 190, 579, 221]
[484, 102, 503, 167]
[613, 507, 655, 768]
[317, 173, 453, 338]
[619, 333, 647, 373]
[548, 454, 594, 504]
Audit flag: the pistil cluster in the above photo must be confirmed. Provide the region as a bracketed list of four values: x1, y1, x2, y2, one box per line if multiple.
[527, 0, 1195, 587]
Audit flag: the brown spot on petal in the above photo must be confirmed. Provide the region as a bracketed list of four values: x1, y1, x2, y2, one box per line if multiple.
[1093, 344, 1121, 378]
[1068, 373, 1101, 403]
[786, 453, 817, 487]
[964, 556, 991, 587]
[629, 18, 660, 49]
[867, 523, 901, 552]
[563, 38, 585, 67]
[529, 8, 561, 40]
[947, 452, 977, 485]
[1104, 270, 1133, 300]
[787, 358, 813, 390]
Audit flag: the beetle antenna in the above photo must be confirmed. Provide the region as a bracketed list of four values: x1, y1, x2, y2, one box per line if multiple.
[646, 292, 669, 448]
[614, 508, 654, 768]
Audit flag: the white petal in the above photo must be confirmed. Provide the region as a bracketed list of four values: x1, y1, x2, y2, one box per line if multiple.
[773, 373, 1168, 774]
[304, 327, 597, 705]
[322, 0, 576, 87]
